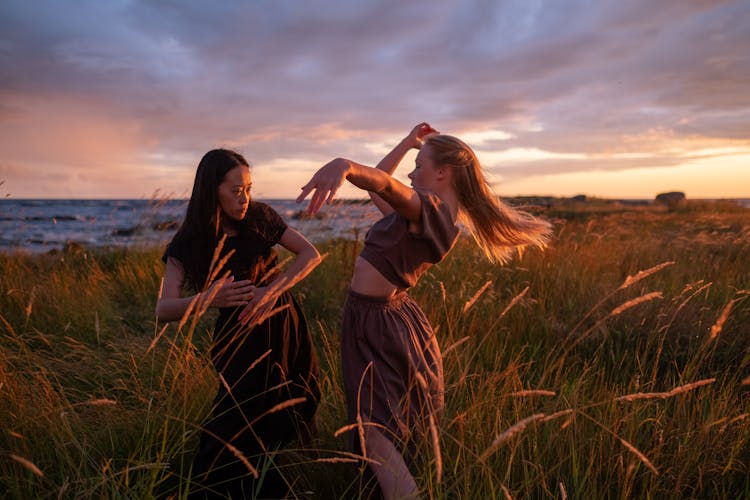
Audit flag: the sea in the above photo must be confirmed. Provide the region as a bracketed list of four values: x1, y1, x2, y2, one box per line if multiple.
[2, 198, 748, 254]
[0, 199, 383, 254]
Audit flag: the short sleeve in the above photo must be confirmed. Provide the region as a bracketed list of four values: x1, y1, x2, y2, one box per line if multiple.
[411, 190, 459, 257]
[247, 202, 288, 246]
[161, 235, 190, 265]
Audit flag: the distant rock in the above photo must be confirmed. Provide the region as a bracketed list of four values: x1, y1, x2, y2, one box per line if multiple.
[655, 191, 686, 209]
[570, 194, 588, 203]
[63, 240, 85, 254]
[112, 226, 140, 237]
[152, 220, 179, 231]
[291, 210, 327, 220]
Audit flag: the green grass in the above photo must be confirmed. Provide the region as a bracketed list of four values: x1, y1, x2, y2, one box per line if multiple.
[1, 206, 749, 499]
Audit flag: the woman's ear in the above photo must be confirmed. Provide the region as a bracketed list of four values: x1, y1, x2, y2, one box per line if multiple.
[436, 165, 451, 182]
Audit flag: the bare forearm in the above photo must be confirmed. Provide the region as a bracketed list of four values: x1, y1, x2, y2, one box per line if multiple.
[155, 293, 202, 322]
[265, 247, 322, 297]
[340, 159, 417, 218]
[370, 139, 413, 213]
[374, 138, 412, 175]
[342, 159, 398, 196]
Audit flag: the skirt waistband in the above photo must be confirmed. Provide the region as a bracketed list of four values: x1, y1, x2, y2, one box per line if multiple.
[346, 288, 409, 309]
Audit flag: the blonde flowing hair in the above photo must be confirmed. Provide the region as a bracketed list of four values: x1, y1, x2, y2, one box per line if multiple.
[424, 134, 552, 263]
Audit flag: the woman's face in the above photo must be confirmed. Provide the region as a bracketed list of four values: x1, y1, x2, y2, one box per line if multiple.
[218, 165, 252, 221]
[408, 144, 440, 190]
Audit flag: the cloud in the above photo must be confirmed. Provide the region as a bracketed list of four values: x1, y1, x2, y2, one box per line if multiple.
[0, 0, 748, 197]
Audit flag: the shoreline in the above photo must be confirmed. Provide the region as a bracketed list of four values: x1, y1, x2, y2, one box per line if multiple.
[2, 196, 748, 255]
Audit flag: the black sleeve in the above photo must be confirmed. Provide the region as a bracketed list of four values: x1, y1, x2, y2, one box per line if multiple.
[161, 235, 190, 265]
[250, 202, 288, 246]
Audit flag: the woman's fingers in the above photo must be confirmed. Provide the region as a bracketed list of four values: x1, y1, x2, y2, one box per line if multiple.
[297, 182, 314, 203]
[309, 188, 328, 214]
[326, 185, 339, 205]
[228, 281, 253, 293]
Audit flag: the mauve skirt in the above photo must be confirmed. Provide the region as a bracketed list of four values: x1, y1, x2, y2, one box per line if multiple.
[341, 289, 444, 470]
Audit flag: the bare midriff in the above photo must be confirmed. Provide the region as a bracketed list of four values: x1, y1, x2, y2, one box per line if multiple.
[350, 256, 400, 297]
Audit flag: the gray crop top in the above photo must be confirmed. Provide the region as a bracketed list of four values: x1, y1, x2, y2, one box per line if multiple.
[359, 190, 459, 289]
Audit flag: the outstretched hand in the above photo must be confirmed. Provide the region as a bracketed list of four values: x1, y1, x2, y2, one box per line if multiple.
[296, 158, 350, 215]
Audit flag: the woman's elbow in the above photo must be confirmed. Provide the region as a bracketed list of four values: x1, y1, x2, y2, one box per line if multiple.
[155, 302, 175, 323]
[304, 245, 322, 270]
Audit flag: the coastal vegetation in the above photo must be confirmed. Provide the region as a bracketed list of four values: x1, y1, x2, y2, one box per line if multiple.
[1, 202, 749, 498]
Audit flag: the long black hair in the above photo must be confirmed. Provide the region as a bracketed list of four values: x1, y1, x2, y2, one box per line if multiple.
[171, 148, 250, 290]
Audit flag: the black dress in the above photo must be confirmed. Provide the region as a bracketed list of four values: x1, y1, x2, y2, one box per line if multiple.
[163, 202, 320, 499]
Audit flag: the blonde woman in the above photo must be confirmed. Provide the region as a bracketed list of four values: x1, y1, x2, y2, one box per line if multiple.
[297, 123, 551, 498]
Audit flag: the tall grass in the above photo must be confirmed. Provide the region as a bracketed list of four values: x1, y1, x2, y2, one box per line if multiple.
[1, 208, 749, 498]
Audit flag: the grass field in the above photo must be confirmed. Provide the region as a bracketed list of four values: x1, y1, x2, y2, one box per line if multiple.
[1, 202, 749, 498]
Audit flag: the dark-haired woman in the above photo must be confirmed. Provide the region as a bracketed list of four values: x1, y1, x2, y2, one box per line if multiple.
[156, 149, 321, 499]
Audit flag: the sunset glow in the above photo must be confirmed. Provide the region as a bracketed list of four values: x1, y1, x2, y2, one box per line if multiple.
[1, 1, 748, 200]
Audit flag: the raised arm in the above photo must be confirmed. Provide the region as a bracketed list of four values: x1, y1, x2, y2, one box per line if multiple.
[238, 227, 322, 325]
[369, 123, 438, 215]
[297, 157, 424, 224]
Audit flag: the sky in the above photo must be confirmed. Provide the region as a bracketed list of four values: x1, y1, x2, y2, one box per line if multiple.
[0, 0, 748, 200]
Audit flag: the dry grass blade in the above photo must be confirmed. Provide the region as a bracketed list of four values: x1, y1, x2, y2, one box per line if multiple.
[616, 378, 715, 402]
[356, 414, 367, 460]
[463, 280, 493, 313]
[25, 286, 35, 320]
[501, 483, 513, 500]
[218, 373, 233, 396]
[333, 423, 358, 438]
[559, 482, 568, 500]
[540, 409, 574, 422]
[709, 298, 739, 340]
[609, 292, 663, 317]
[223, 442, 259, 478]
[355, 362, 374, 459]
[508, 390, 556, 398]
[720, 413, 749, 433]
[314, 457, 359, 464]
[177, 291, 202, 332]
[313, 450, 382, 466]
[10, 454, 44, 477]
[499, 286, 530, 319]
[618, 261, 675, 290]
[81, 398, 117, 406]
[333, 421, 388, 438]
[205, 234, 230, 285]
[480, 413, 546, 461]
[615, 434, 658, 475]
[146, 323, 169, 354]
[443, 335, 470, 355]
[246, 349, 272, 374]
[250, 397, 307, 425]
[120, 463, 168, 473]
[428, 413, 442, 483]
